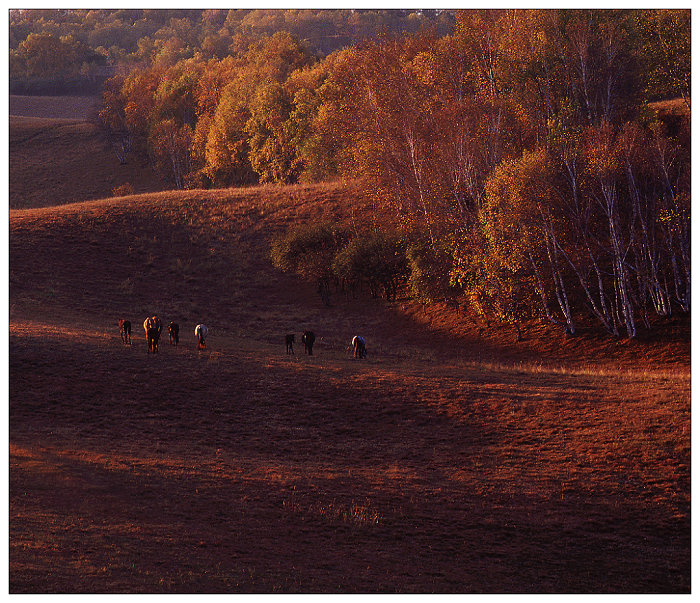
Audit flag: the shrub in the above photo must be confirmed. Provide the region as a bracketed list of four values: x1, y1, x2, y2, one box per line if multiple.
[333, 233, 408, 302]
[406, 243, 460, 304]
[270, 222, 351, 304]
[111, 182, 134, 197]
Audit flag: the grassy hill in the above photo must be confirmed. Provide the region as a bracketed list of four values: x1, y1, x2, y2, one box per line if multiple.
[9, 180, 690, 593]
[9, 95, 166, 209]
[9, 92, 690, 592]
[9, 181, 689, 366]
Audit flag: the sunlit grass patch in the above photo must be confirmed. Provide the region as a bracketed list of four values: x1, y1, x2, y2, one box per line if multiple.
[283, 491, 382, 527]
[473, 358, 689, 381]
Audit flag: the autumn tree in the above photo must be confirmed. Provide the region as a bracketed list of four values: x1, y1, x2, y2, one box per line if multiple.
[468, 150, 574, 335]
[245, 83, 301, 183]
[98, 73, 132, 164]
[150, 119, 193, 189]
[635, 9, 691, 108]
[199, 32, 314, 185]
[203, 80, 256, 186]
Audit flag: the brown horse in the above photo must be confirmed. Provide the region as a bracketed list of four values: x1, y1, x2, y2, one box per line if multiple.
[118, 319, 131, 345]
[143, 315, 162, 353]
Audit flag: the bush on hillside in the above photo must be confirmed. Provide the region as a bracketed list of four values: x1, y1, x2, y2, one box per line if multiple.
[111, 182, 134, 197]
[333, 233, 408, 302]
[270, 222, 351, 305]
[405, 243, 460, 305]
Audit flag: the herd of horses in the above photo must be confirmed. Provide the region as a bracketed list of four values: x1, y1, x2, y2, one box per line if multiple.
[119, 318, 367, 358]
[118, 317, 207, 353]
[285, 331, 316, 355]
[285, 331, 367, 358]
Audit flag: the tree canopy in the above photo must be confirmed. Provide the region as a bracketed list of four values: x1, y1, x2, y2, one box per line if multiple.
[11, 8, 690, 339]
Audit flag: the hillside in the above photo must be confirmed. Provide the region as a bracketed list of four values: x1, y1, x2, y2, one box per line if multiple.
[9, 183, 691, 593]
[8, 183, 689, 368]
[9, 95, 166, 209]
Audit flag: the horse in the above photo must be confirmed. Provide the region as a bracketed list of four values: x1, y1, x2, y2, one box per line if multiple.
[146, 327, 160, 353]
[143, 315, 162, 353]
[195, 324, 208, 350]
[285, 333, 295, 354]
[302, 331, 315, 355]
[168, 322, 179, 346]
[352, 335, 367, 359]
[118, 319, 131, 345]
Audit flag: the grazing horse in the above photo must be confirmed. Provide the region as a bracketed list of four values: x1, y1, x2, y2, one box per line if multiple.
[143, 315, 162, 353]
[285, 333, 295, 354]
[168, 322, 179, 346]
[302, 331, 315, 355]
[119, 319, 131, 345]
[352, 335, 367, 359]
[195, 324, 208, 350]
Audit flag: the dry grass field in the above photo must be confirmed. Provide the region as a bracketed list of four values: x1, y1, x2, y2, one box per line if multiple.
[10, 95, 166, 209]
[9, 99, 690, 593]
[9, 185, 690, 593]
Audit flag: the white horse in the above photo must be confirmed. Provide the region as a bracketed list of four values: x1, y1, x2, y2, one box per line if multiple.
[195, 324, 208, 350]
[352, 335, 367, 359]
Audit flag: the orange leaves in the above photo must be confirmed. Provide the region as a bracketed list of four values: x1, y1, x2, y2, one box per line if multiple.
[246, 83, 301, 184]
[583, 122, 620, 179]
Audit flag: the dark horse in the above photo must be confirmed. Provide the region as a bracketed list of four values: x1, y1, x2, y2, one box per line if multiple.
[168, 322, 179, 346]
[119, 319, 131, 345]
[302, 331, 316, 355]
[144, 315, 162, 353]
[285, 334, 295, 354]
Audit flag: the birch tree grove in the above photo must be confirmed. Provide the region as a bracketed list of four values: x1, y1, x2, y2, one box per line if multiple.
[96, 8, 689, 339]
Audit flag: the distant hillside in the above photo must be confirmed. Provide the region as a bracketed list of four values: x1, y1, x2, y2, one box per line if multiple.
[9, 95, 167, 209]
[9, 94, 100, 120]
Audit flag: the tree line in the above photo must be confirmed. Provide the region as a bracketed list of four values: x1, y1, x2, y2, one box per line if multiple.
[263, 9, 688, 339]
[9, 9, 453, 94]
[19, 8, 690, 339]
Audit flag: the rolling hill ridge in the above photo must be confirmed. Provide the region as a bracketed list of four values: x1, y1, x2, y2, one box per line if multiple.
[9, 111, 690, 593]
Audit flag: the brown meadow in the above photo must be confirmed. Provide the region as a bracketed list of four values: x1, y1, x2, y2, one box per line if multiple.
[9, 94, 166, 210]
[9, 106, 690, 593]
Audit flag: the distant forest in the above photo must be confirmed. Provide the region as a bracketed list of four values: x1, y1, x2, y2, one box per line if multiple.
[9, 9, 455, 94]
[10, 9, 691, 339]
